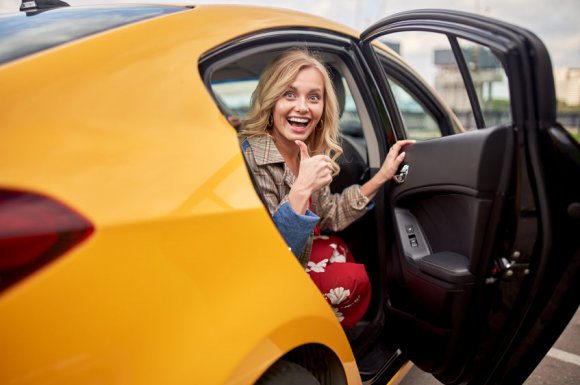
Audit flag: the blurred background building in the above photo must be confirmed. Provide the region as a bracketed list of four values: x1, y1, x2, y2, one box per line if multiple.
[555, 68, 580, 106]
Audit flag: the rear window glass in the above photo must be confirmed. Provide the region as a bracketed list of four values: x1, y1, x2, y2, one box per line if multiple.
[0, 5, 189, 65]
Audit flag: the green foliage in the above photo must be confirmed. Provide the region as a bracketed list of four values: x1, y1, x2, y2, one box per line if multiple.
[557, 100, 580, 112]
[490, 99, 510, 109]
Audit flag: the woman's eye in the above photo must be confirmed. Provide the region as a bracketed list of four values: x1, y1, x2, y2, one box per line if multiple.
[308, 95, 321, 102]
[284, 91, 295, 98]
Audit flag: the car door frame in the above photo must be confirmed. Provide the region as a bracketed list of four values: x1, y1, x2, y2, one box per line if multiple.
[359, 9, 579, 385]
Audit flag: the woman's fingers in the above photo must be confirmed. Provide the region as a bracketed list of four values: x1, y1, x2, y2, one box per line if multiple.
[378, 140, 415, 181]
[298, 155, 333, 192]
[389, 139, 414, 156]
[311, 155, 333, 183]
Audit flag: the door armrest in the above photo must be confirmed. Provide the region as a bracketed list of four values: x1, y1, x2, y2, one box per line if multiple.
[418, 251, 474, 284]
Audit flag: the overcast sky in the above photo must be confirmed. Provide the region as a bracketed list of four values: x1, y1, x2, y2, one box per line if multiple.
[1, 0, 578, 68]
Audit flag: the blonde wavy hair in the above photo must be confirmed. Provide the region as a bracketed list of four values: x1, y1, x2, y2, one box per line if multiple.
[239, 49, 342, 174]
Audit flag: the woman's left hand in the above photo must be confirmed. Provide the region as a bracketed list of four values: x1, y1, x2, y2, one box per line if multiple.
[358, 139, 416, 200]
[376, 139, 415, 183]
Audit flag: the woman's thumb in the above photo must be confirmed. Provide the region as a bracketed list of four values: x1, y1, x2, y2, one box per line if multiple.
[295, 140, 310, 159]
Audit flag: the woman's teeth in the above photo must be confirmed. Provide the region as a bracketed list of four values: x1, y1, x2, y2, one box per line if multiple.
[288, 117, 310, 127]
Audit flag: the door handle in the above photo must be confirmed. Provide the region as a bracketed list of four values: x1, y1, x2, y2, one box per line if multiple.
[393, 164, 409, 184]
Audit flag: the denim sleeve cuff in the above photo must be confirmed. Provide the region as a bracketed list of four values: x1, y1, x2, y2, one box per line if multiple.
[273, 202, 319, 257]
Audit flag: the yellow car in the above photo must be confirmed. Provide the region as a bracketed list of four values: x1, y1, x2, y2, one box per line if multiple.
[1, 2, 578, 385]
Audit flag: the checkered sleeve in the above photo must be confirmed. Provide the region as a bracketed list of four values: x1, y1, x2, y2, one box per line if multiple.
[314, 184, 370, 232]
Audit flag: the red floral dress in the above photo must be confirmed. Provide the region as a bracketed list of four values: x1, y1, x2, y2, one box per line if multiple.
[306, 234, 371, 329]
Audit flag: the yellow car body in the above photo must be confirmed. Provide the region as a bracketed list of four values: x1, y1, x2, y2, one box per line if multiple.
[0, 4, 397, 385]
[2, 3, 577, 385]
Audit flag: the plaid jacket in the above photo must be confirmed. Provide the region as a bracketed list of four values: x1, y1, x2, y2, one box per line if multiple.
[241, 134, 370, 266]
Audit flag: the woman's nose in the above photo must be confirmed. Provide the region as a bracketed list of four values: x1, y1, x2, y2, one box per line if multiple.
[295, 97, 309, 112]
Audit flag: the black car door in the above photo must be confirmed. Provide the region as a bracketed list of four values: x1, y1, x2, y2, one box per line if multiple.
[359, 10, 580, 385]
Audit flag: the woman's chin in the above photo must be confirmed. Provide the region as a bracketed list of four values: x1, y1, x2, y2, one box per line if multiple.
[290, 126, 314, 139]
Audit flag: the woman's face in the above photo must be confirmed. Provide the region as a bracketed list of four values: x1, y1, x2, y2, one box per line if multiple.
[271, 66, 324, 147]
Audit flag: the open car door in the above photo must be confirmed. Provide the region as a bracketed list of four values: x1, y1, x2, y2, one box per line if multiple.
[359, 10, 580, 385]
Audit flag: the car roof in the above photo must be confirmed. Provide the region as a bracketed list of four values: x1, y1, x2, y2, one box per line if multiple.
[0, 4, 191, 65]
[0, 3, 360, 66]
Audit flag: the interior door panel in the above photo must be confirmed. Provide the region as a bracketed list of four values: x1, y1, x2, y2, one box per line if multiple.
[384, 124, 515, 376]
[391, 126, 513, 199]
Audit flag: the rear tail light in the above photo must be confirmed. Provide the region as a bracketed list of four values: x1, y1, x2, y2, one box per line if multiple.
[0, 189, 94, 292]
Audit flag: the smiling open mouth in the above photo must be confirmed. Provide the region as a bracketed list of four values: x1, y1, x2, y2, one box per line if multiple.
[288, 117, 310, 127]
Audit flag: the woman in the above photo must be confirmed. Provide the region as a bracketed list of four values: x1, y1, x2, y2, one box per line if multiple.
[239, 49, 413, 328]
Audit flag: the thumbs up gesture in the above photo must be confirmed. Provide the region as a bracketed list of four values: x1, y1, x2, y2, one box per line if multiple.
[294, 140, 333, 193]
[296, 139, 311, 162]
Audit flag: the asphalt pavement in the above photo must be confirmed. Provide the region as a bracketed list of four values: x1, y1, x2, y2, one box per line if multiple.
[399, 308, 580, 385]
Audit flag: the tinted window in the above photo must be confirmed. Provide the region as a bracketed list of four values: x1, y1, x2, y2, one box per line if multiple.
[456, 38, 511, 127]
[378, 31, 512, 131]
[211, 79, 258, 118]
[387, 77, 441, 140]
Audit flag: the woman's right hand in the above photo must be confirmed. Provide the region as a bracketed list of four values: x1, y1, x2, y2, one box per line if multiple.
[294, 140, 333, 193]
[288, 140, 333, 214]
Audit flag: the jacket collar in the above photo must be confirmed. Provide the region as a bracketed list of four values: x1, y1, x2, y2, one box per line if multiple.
[246, 135, 296, 186]
[247, 134, 285, 166]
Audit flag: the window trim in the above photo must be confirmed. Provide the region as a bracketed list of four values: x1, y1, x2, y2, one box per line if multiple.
[448, 35, 486, 128]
